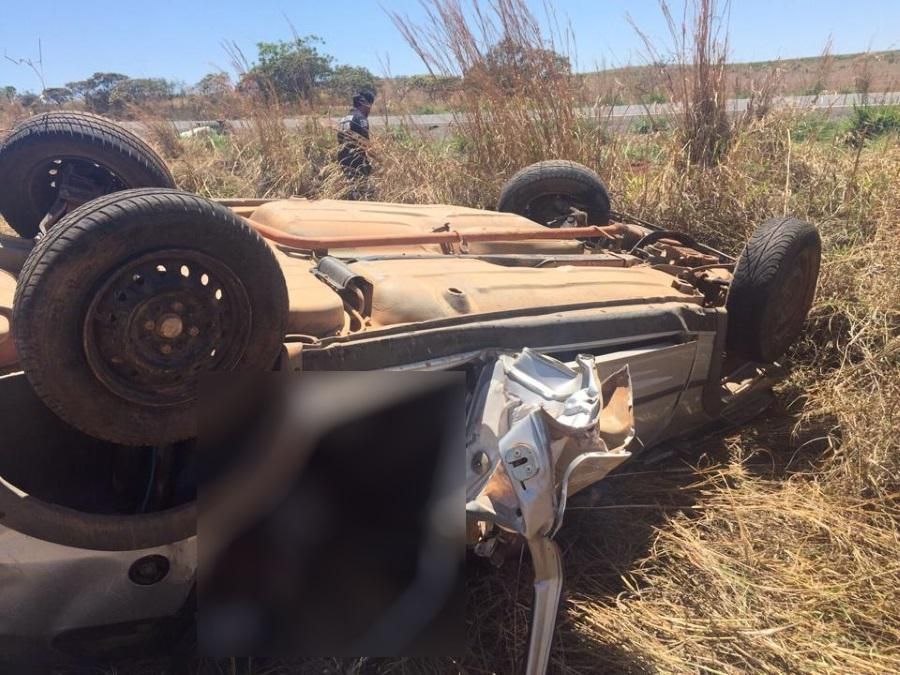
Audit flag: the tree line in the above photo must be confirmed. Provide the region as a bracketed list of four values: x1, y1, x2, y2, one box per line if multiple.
[2, 34, 568, 114]
[2, 35, 379, 114]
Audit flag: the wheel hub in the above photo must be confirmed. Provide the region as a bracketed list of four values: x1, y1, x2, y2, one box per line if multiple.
[156, 313, 185, 339]
[84, 250, 252, 406]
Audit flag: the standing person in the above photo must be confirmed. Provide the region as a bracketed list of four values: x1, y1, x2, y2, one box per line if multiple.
[337, 89, 376, 200]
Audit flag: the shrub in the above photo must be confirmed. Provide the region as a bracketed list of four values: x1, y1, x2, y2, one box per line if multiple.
[845, 104, 900, 146]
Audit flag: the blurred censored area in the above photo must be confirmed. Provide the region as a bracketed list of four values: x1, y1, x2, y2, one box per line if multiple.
[197, 371, 465, 658]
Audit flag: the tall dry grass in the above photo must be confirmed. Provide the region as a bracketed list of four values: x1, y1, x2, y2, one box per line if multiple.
[628, 0, 733, 167]
[388, 0, 584, 175]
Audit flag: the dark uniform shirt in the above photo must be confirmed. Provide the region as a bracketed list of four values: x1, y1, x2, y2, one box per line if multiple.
[337, 107, 371, 178]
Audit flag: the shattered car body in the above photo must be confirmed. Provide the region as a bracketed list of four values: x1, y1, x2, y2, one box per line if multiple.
[467, 350, 635, 673]
[0, 112, 822, 673]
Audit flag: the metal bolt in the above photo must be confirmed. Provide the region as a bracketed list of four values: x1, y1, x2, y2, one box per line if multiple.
[160, 344, 173, 355]
[143, 320, 155, 331]
[188, 326, 200, 337]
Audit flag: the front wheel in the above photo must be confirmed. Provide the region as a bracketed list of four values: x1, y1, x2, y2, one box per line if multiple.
[497, 160, 611, 226]
[13, 189, 288, 445]
[726, 216, 822, 363]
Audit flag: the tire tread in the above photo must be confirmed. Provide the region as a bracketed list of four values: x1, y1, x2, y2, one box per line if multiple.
[13, 188, 286, 445]
[726, 216, 821, 362]
[0, 112, 175, 236]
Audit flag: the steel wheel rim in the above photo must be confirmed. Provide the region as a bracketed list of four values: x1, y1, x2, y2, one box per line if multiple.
[83, 249, 252, 406]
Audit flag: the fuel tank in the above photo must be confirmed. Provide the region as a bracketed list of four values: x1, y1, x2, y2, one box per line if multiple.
[273, 249, 701, 337]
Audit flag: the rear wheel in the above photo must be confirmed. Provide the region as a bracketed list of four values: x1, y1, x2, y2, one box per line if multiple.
[0, 111, 175, 238]
[497, 160, 611, 226]
[13, 188, 288, 445]
[726, 216, 821, 363]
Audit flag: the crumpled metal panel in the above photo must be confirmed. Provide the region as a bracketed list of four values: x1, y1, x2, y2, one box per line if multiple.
[465, 348, 635, 675]
[467, 348, 634, 533]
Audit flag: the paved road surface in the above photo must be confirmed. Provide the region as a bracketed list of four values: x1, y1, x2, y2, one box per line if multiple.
[124, 91, 900, 137]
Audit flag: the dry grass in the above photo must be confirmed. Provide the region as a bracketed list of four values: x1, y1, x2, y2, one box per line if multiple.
[572, 467, 900, 674]
[628, 0, 733, 167]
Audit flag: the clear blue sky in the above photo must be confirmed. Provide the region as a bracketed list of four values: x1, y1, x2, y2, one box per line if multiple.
[1, 0, 897, 92]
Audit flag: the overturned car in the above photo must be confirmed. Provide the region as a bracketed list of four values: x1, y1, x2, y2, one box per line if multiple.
[0, 112, 821, 673]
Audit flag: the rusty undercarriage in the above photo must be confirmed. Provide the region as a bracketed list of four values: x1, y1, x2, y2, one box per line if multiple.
[0, 112, 822, 673]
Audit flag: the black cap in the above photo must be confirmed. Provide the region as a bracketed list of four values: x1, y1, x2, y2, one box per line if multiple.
[353, 89, 375, 105]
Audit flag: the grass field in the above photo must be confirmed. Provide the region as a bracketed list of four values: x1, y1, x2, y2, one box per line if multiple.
[1, 1, 899, 673]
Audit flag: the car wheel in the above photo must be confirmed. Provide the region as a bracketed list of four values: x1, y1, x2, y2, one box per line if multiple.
[0, 111, 176, 238]
[497, 160, 611, 226]
[13, 188, 288, 445]
[726, 216, 821, 363]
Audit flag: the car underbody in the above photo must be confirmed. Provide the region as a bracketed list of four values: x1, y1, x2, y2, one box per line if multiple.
[0, 113, 821, 674]
[0, 197, 781, 673]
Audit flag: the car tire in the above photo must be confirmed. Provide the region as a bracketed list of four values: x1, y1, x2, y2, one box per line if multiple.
[497, 160, 611, 226]
[0, 111, 176, 238]
[13, 188, 288, 445]
[726, 216, 821, 363]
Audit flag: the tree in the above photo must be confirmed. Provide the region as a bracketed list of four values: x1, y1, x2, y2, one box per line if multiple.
[470, 37, 570, 93]
[108, 77, 175, 111]
[1, 86, 16, 102]
[244, 35, 334, 102]
[42, 87, 73, 105]
[325, 65, 379, 100]
[66, 72, 129, 112]
[194, 72, 233, 99]
[17, 91, 40, 107]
